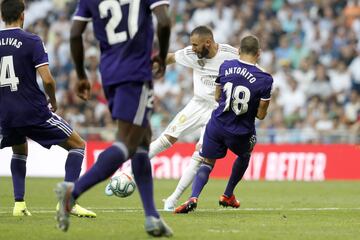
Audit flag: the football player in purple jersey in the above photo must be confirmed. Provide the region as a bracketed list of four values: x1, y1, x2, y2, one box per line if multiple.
[0, 0, 95, 218]
[54, 0, 172, 237]
[175, 35, 273, 214]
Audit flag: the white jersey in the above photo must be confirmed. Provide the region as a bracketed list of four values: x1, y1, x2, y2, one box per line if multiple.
[174, 44, 238, 103]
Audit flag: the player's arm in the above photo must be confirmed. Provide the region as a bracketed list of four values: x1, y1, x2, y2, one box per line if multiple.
[70, 20, 91, 100]
[152, 4, 171, 78]
[215, 85, 222, 102]
[166, 53, 175, 65]
[256, 100, 270, 120]
[37, 65, 57, 112]
[70, 20, 87, 80]
[215, 67, 224, 102]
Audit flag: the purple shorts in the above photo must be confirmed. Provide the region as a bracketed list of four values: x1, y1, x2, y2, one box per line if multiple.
[0, 113, 73, 149]
[103, 81, 153, 127]
[200, 118, 257, 159]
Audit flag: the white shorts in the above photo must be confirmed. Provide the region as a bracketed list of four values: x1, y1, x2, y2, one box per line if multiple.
[163, 97, 217, 144]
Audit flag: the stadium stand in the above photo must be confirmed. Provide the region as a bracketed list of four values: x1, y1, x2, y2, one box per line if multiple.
[12, 0, 360, 143]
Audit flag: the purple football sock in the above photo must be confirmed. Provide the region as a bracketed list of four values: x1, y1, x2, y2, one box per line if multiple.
[131, 149, 159, 218]
[224, 156, 250, 197]
[72, 143, 128, 199]
[64, 148, 84, 182]
[191, 164, 213, 198]
[11, 154, 27, 202]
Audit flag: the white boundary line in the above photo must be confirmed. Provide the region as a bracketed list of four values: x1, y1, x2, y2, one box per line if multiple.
[0, 207, 359, 214]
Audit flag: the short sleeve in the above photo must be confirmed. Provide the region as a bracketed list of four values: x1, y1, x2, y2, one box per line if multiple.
[260, 77, 273, 101]
[174, 47, 195, 68]
[73, 0, 92, 22]
[33, 37, 48, 68]
[215, 62, 226, 86]
[147, 0, 170, 10]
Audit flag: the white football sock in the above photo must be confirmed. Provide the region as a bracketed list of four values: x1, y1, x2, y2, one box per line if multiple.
[149, 135, 173, 159]
[166, 151, 202, 203]
[121, 136, 172, 177]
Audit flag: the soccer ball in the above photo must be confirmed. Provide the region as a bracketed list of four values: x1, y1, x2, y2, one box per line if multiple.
[106, 172, 136, 198]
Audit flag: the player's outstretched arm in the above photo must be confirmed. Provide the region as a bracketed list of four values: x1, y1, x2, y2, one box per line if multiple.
[256, 100, 270, 120]
[166, 53, 175, 65]
[152, 4, 171, 78]
[37, 65, 57, 112]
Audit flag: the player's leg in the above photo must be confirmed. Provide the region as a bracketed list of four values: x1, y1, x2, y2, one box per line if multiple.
[220, 134, 257, 208]
[58, 130, 96, 218]
[0, 128, 31, 216]
[58, 131, 85, 183]
[163, 103, 213, 210]
[11, 142, 32, 216]
[175, 122, 226, 214]
[24, 113, 95, 218]
[148, 134, 177, 159]
[55, 119, 133, 231]
[163, 143, 202, 211]
[174, 158, 215, 214]
[130, 126, 172, 237]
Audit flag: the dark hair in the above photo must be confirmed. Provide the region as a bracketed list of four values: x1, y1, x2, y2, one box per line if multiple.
[190, 26, 213, 39]
[240, 35, 260, 56]
[1, 0, 25, 24]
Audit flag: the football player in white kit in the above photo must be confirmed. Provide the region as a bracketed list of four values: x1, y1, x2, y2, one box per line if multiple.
[106, 26, 239, 211]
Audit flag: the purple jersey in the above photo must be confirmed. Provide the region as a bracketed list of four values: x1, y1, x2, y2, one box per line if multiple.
[73, 0, 169, 86]
[0, 28, 50, 128]
[212, 59, 273, 135]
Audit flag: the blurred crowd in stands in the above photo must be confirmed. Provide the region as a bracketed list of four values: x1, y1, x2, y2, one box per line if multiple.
[9, 0, 360, 143]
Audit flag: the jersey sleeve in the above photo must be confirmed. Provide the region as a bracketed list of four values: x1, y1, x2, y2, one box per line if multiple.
[174, 47, 196, 68]
[260, 76, 273, 101]
[146, 0, 170, 10]
[73, 0, 92, 22]
[215, 63, 226, 86]
[32, 37, 49, 68]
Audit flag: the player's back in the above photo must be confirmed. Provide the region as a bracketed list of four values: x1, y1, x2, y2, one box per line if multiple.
[0, 28, 50, 128]
[74, 0, 166, 86]
[213, 59, 273, 135]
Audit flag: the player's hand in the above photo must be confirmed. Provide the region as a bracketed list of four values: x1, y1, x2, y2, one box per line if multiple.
[76, 78, 91, 101]
[48, 98, 57, 113]
[152, 55, 166, 79]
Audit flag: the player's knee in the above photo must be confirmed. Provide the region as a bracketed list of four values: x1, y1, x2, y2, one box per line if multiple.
[236, 154, 250, 168]
[73, 136, 86, 149]
[195, 143, 202, 151]
[202, 157, 216, 167]
[164, 134, 177, 144]
[66, 132, 86, 150]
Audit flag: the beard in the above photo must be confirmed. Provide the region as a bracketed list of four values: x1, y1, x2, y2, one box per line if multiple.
[196, 46, 210, 59]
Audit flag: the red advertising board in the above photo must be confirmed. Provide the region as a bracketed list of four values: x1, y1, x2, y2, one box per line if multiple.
[86, 142, 360, 181]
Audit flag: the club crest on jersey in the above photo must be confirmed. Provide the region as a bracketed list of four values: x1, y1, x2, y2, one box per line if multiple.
[197, 59, 205, 68]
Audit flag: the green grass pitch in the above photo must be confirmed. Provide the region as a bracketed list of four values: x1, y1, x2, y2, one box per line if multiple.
[0, 177, 359, 239]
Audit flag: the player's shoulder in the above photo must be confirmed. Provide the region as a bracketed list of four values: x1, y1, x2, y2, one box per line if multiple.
[17, 30, 42, 43]
[222, 59, 239, 67]
[255, 65, 273, 84]
[219, 44, 238, 56]
[182, 45, 196, 56]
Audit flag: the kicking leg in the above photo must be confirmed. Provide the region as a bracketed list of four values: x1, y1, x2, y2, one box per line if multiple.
[149, 134, 177, 159]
